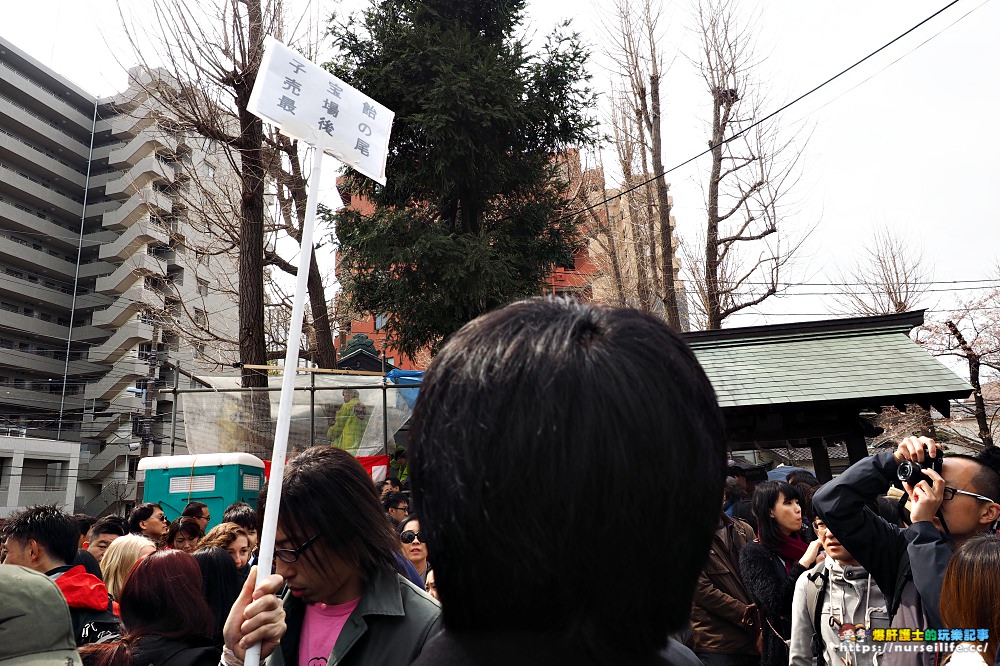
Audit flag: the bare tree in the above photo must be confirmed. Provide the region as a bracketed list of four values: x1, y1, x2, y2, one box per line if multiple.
[117, 0, 338, 378]
[918, 285, 1000, 448]
[833, 225, 931, 316]
[694, 0, 808, 329]
[601, 0, 683, 328]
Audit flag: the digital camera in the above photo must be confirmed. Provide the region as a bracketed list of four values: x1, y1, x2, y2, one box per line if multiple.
[896, 446, 943, 486]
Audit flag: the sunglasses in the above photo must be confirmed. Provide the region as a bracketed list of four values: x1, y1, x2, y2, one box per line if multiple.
[400, 530, 423, 544]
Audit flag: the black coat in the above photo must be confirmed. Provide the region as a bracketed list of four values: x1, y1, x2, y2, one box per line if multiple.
[739, 542, 806, 666]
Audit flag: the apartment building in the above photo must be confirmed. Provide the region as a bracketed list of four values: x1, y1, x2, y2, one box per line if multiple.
[0, 36, 239, 518]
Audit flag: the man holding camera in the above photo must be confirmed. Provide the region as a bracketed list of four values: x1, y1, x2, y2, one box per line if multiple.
[813, 436, 1000, 666]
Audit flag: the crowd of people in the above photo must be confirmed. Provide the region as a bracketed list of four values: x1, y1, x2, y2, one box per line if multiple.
[2, 297, 1000, 666]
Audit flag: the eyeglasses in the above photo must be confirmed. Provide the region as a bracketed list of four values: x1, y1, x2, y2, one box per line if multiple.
[943, 487, 998, 504]
[400, 530, 423, 544]
[157, 514, 168, 522]
[812, 521, 828, 534]
[390, 505, 409, 513]
[274, 534, 319, 563]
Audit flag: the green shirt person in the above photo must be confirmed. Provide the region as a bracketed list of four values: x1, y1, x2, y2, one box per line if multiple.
[327, 389, 369, 454]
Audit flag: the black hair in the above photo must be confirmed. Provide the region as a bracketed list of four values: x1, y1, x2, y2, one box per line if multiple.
[725, 477, 748, 504]
[953, 447, 1000, 503]
[193, 546, 245, 644]
[1, 504, 78, 565]
[127, 503, 162, 534]
[786, 471, 820, 488]
[752, 481, 802, 551]
[72, 513, 98, 538]
[385, 477, 401, 489]
[398, 513, 419, 535]
[409, 297, 726, 658]
[382, 491, 409, 512]
[258, 446, 401, 581]
[166, 517, 205, 546]
[222, 502, 257, 532]
[181, 501, 209, 519]
[73, 547, 104, 579]
[88, 515, 129, 541]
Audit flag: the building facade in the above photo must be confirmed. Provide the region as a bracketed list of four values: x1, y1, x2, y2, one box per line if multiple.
[0, 37, 239, 518]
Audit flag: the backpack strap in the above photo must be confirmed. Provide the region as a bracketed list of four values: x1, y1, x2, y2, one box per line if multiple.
[806, 565, 831, 665]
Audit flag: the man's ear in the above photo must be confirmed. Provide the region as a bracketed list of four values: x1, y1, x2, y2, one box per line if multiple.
[981, 502, 1000, 525]
[82, 540, 90, 550]
[26, 538, 44, 563]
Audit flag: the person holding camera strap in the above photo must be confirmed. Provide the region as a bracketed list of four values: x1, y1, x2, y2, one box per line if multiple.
[813, 436, 1000, 666]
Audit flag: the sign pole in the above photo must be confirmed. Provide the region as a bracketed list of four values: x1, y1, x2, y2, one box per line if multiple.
[244, 144, 338, 666]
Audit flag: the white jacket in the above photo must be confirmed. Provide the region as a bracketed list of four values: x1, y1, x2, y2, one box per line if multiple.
[790, 557, 888, 666]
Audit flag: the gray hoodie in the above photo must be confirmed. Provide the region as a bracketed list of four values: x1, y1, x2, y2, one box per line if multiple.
[790, 557, 888, 666]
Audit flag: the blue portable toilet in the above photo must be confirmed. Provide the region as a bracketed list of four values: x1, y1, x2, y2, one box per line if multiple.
[137, 453, 265, 531]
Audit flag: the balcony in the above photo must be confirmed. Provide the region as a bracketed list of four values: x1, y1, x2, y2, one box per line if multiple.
[92, 284, 164, 329]
[106, 111, 157, 140]
[84, 358, 148, 402]
[107, 134, 169, 169]
[99, 187, 173, 231]
[0, 347, 104, 377]
[98, 216, 169, 262]
[95, 253, 167, 294]
[101, 156, 175, 200]
[85, 319, 154, 365]
[0, 384, 86, 412]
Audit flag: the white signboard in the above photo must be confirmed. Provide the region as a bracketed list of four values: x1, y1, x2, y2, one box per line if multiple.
[248, 36, 394, 184]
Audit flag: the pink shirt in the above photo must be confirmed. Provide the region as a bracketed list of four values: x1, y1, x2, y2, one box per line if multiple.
[299, 598, 361, 666]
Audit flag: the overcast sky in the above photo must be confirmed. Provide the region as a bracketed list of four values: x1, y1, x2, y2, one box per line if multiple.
[5, 0, 999, 328]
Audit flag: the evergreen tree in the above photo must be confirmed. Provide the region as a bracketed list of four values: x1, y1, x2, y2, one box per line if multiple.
[325, 0, 598, 358]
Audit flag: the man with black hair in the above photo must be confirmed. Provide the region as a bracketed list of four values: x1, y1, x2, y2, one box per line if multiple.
[71, 513, 97, 548]
[223, 501, 258, 550]
[128, 502, 168, 540]
[383, 491, 410, 528]
[813, 436, 1000, 666]
[182, 500, 212, 531]
[1, 504, 120, 645]
[83, 515, 128, 563]
[408, 297, 725, 665]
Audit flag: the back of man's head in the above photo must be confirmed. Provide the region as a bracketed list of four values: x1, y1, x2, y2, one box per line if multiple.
[410, 297, 726, 657]
[1, 504, 78, 569]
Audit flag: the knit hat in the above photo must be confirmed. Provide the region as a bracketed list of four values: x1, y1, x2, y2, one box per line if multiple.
[0, 565, 83, 665]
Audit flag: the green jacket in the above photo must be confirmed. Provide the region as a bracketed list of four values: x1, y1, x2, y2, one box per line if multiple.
[327, 398, 368, 454]
[267, 566, 441, 666]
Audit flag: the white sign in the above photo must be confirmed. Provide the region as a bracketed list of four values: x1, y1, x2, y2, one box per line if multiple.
[248, 36, 394, 185]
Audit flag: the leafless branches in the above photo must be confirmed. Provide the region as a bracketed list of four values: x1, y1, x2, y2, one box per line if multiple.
[833, 225, 931, 316]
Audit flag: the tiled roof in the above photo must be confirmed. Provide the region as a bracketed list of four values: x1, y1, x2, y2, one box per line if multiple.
[687, 316, 971, 410]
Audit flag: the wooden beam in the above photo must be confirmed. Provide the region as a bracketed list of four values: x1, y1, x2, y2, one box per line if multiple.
[809, 437, 832, 483]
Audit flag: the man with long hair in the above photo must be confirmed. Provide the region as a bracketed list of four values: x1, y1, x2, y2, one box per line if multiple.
[260, 446, 440, 665]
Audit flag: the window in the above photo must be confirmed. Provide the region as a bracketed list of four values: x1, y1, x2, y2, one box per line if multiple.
[197, 279, 209, 297]
[374, 312, 389, 331]
[193, 309, 207, 326]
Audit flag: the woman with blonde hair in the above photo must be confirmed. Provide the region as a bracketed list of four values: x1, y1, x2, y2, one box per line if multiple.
[940, 533, 1000, 665]
[100, 534, 156, 600]
[198, 521, 252, 571]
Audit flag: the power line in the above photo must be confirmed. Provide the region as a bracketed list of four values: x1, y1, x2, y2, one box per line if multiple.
[554, 0, 966, 224]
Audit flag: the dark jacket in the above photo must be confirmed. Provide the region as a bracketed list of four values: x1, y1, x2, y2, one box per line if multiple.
[812, 451, 949, 666]
[49, 564, 121, 646]
[268, 566, 441, 666]
[739, 541, 806, 666]
[411, 630, 701, 666]
[129, 635, 219, 666]
[689, 514, 758, 655]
